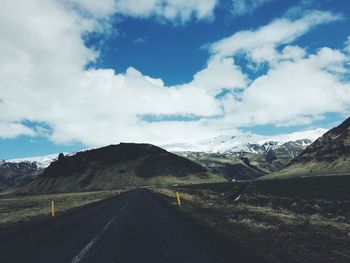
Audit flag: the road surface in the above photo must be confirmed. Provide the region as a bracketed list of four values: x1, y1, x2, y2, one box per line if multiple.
[0, 189, 261, 263]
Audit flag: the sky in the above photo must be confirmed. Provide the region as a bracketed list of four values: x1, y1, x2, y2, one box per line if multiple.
[1, 0, 350, 159]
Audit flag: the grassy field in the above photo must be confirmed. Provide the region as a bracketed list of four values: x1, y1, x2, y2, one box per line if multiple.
[153, 176, 350, 263]
[0, 190, 125, 236]
[179, 174, 350, 199]
[262, 160, 350, 180]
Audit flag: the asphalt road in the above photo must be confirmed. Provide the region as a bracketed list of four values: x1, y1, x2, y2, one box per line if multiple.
[0, 189, 261, 263]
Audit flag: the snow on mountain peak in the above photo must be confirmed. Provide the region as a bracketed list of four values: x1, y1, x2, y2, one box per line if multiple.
[163, 128, 328, 153]
[3, 129, 328, 166]
[4, 146, 98, 169]
[6, 153, 67, 169]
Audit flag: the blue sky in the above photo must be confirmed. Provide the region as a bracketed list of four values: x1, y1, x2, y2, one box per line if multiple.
[97, 0, 350, 86]
[1, 0, 350, 159]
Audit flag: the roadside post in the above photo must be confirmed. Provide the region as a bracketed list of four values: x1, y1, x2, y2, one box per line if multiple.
[51, 200, 55, 217]
[176, 191, 181, 206]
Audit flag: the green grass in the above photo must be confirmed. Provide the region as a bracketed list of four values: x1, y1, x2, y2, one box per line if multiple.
[262, 159, 350, 180]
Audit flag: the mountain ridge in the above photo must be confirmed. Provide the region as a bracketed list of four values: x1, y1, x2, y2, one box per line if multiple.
[177, 138, 317, 181]
[263, 117, 350, 179]
[162, 128, 327, 153]
[1, 129, 327, 190]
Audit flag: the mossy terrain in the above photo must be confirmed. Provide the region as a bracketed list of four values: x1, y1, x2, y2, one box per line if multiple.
[263, 160, 350, 179]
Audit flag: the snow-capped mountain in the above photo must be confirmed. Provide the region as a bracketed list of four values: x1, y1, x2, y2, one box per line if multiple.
[0, 160, 39, 190]
[0, 153, 65, 191]
[0, 148, 97, 191]
[0, 129, 327, 190]
[6, 153, 64, 169]
[3, 148, 93, 169]
[172, 129, 328, 181]
[163, 128, 327, 153]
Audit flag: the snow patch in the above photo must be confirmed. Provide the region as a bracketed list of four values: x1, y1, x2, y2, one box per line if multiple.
[6, 153, 64, 169]
[163, 128, 327, 153]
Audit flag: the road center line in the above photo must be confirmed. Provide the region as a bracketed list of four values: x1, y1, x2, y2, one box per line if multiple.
[71, 202, 128, 263]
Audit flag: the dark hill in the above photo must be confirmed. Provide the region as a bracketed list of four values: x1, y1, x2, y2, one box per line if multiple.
[290, 117, 350, 163]
[19, 143, 224, 193]
[263, 116, 350, 179]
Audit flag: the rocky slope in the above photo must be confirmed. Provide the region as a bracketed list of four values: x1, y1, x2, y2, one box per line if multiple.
[18, 143, 224, 193]
[0, 129, 326, 190]
[6, 153, 62, 169]
[177, 139, 314, 180]
[0, 161, 41, 191]
[264, 117, 350, 179]
[0, 154, 62, 192]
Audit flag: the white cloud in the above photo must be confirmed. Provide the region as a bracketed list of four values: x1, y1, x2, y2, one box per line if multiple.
[45, 57, 246, 146]
[345, 36, 350, 53]
[205, 10, 350, 130]
[115, 0, 218, 23]
[230, 0, 274, 17]
[0, 1, 349, 149]
[133, 37, 148, 44]
[0, 0, 244, 145]
[178, 57, 247, 96]
[220, 47, 350, 127]
[66, 0, 118, 18]
[279, 45, 306, 61]
[0, 122, 35, 139]
[210, 10, 342, 60]
[64, 0, 219, 23]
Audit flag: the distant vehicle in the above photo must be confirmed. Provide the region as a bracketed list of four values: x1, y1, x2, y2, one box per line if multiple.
[232, 179, 236, 182]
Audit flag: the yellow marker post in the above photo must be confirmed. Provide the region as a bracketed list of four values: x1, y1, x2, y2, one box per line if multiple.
[51, 200, 55, 217]
[176, 191, 181, 206]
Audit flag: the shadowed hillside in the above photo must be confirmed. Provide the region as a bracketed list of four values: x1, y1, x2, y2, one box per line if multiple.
[264, 116, 350, 179]
[176, 139, 314, 181]
[18, 143, 224, 193]
[0, 161, 41, 191]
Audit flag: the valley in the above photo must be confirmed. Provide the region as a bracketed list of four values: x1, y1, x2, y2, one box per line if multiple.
[175, 139, 314, 180]
[1, 117, 350, 263]
[2, 1, 349, 262]
[0, 129, 326, 192]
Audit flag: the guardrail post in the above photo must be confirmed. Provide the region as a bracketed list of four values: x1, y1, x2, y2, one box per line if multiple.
[51, 200, 55, 217]
[176, 191, 181, 206]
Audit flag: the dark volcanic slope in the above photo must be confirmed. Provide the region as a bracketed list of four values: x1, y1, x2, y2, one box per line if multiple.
[292, 117, 350, 163]
[19, 143, 224, 193]
[44, 143, 205, 178]
[264, 117, 350, 179]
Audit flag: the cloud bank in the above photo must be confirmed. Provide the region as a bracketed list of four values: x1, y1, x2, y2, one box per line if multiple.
[0, 0, 349, 148]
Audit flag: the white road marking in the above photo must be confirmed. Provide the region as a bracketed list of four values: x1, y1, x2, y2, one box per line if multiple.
[71, 202, 128, 263]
